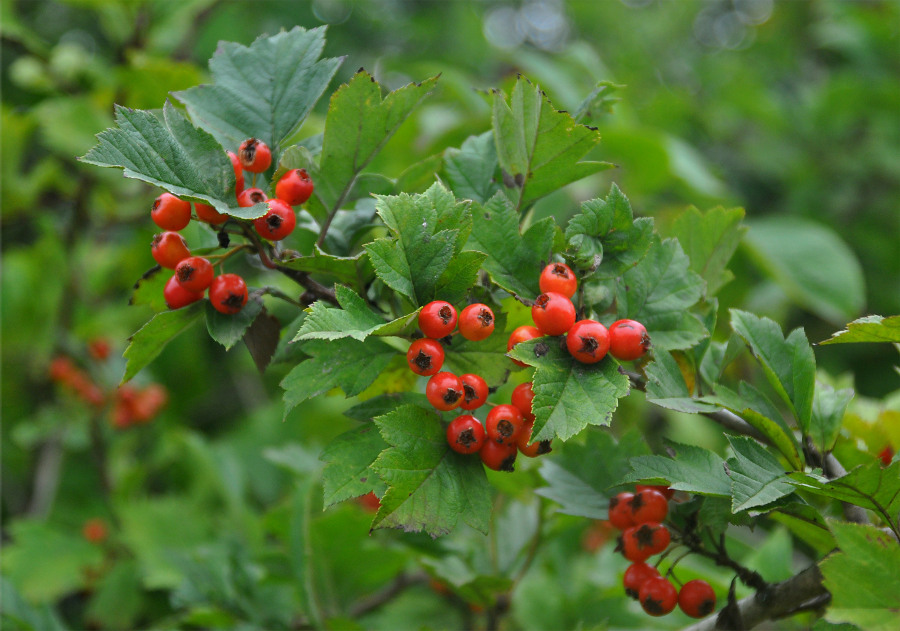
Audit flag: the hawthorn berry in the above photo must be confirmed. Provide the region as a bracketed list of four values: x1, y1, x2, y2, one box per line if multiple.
[151, 231, 190, 269]
[238, 138, 272, 173]
[507, 325, 542, 367]
[620, 522, 671, 562]
[516, 420, 552, 457]
[565, 319, 610, 364]
[531, 292, 576, 336]
[164, 274, 204, 310]
[276, 168, 314, 205]
[636, 484, 675, 500]
[195, 202, 228, 225]
[208, 273, 248, 314]
[485, 404, 525, 444]
[639, 576, 678, 617]
[446, 414, 486, 454]
[238, 187, 268, 207]
[623, 562, 661, 600]
[459, 373, 489, 410]
[426, 372, 464, 411]
[82, 518, 108, 544]
[254, 198, 296, 241]
[87, 338, 111, 361]
[151, 193, 191, 231]
[629, 488, 669, 524]
[608, 319, 651, 361]
[539, 262, 577, 298]
[608, 492, 637, 530]
[878, 445, 894, 466]
[459, 304, 495, 341]
[678, 579, 717, 618]
[419, 300, 458, 339]
[175, 256, 214, 292]
[357, 491, 381, 513]
[407, 338, 445, 376]
[227, 151, 245, 195]
[479, 438, 517, 472]
[511, 382, 535, 422]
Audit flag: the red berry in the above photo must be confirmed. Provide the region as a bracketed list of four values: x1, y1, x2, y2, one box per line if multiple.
[426, 372, 464, 411]
[164, 274, 204, 310]
[507, 325, 542, 367]
[228, 151, 245, 195]
[238, 187, 268, 207]
[608, 319, 651, 361]
[480, 439, 517, 472]
[629, 488, 669, 524]
[82, 518, 108, 544]
[130, 383, 168, 423]
[254, 199, 296, 241]
[87, 338, 111, 361]
[195, 202, 228, 225]
[539, 262, 577, 298]
[275, 168, 314, 205]
[175, 256, 214, 292]
[679, 579, 717, 618]
[238, 138, 272, 173]
[458, 304, 495, 341]
[608, 492, 636, 530]
[531, 292, 576, 336]
[511, 382, 535, 423]
[151, 193, 191, 231]
[636, 484, 675, 500]
[208, 273, 248, 314]
[407, 338, 445, 376]
[620, 522, 671, 562]
[878, 445, 894, 466]
[639, 576, 678, 617]
[446, 414, 486, 454]
[485, 404, 525, 445]
[357, 491, 381, 512]
[459, 373, 488, 410]
[623, 562, 661, 600]
[516, 420, 552, 457]
[565, 319, 610, 364]
[419, 301, 458, 339]
[151, 231, 190, 269]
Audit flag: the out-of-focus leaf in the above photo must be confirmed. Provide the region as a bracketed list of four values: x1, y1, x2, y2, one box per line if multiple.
[811, 382, 855, 454]
[820, 315, 900, 345]
[0, 577, 69, 631]
[671, 206, 745, 296]
[85, 560, 144, 630]
[321, 424, 388, 507]
[789, 461, 900, 520]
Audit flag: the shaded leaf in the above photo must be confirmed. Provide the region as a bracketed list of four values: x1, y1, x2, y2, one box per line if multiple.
[243, 307, 281, 373]
[443, 131, 500, 204]
[621, 442, 732, 497]
[321, 424, 388, 507]
[644, 349, 721, 414]
[205, 298, 262, 350]
[343, 392, 429, 422]
[279, 248, 367, 286]
[122, 303, 204, 382]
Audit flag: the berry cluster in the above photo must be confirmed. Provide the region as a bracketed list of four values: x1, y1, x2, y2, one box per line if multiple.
[149, 138, 315, 314]
[610, 485, 717, 619]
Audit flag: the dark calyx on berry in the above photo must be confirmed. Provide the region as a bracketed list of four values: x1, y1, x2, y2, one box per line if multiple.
[221, 292, 245, 310]
[463, 383, 478, 405]
[240, 139, 261, 162]
[438, 306, 453, 324]
[550, 263, 571, 278]
[442, 388, 462, 405]
[176, 263, 196, 282]
[497, 419, 515, 438]
[265, 214, 284, 229]
[476, 308, 493, 326]
[412, 351, 433, 371]
[578, 335, 599, 356]
[456, 428, 478, 449]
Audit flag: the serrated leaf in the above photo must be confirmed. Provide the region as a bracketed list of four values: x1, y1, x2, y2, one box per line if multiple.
[820, 315, 900, 345]
[296, 285, 418, 342]
[370, 405, 492, 537]
[443, 131, 500, 204]
[671, 206, 746, 295]
[204, 298, 262, 350]
[572, 80, 623, 123]
[279, 247, 366, 285]
[467, 192, 555, 298]
[789, 461, 900, 521]
[122, 303, 204, 382]
[644, 349, 721, 414]
[174, 26, 342, 154]
[492, 77, 609, 210]
[616, 236, 708, 350]
[434, 251, 489, 305]
[811, 382, 854, 454]
[727, 436, 795, 513]
[321, 424, 388, 507]
[509, 338, 630, 442]
[621, 442, 732, 497]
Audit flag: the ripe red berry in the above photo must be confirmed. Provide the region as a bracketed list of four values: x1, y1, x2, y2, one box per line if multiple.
[238, 187, 268, 207]
[446, 414, 486, 454]
[539, 262, 577, 298]
[480, 439, 517, 472]
[82, 518, 108, 544]
[620, 522, 671, 562]
[254, 199, 296, 241]
[407, 338, 445, 376]
[878, 445, 894, 466]
[175, 256, 214, 292]
[516, 420, 552, 457]
[678, 579, 717, 619]
[636, 484, 675, 500]
[164, 274, 204, 310]
[639, 576, 678, 617]
[629, 488, 669, 524]
[228, 151, 245, 195]
[507, 325, 542, 367]
[419, 301, 458, 339]
[608, 492, 636, 530]
[485, 404, 525, 445]
[565, 319, 610, 364]
[208, 273, 248, 314]
[195, 202, 228, 225]
[531, 292, 576, 336]
[426, 372, 464, 411]
[87, 338, 111, 361]
[623, 562, 661, 600]
[608, 319, 651, 361]
[151, 231, 190, 269]
[238, 138, 272, 173]
[511, 382, 535, 422]
[357, 491, 381, 512]
[275, 168, 314, 205]
[459, 373, 488, 410]
[458, 304, 495, 341]
[151, 193, 191, 231]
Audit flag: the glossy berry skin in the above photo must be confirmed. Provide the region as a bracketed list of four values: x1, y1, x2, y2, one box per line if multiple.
[151, 193, 192, 231]
[238, 187, 268, 207]
[539, 262, 577, 298]
[566, 319, 610, 364]
[195, 202, 228, 225]
[511, 382, 535, 422]
[620, 522, 671, 562]
[636, 484, 675, 500]
[458, 304, 495, 341]
[485, 404, 525, 445]
[227, 151, 245, 195]
[608, 319, 651, 361]
[419, 301, 457, 339]
[254, 199, 296, 241]
[238, 138, 272, 173]
[446, 414, 486, 455]
[608, 492, 637, 530]
[276, 168, 314, 205]
[507, 325, 542, 367]
[878, 445, 894, 466]
[407, 338, 444, 376]
[623, 562, 661, 600]
[426, 372, 464, 411]
[679, 579, 717, 618]
[516, 420, 552, 457]
[208, 273, 248, 314]
[480, 439, 517, 472]
[531, 292, 576, 336]
[175, 256, 214, 292]
[639, 576, 678, 617]
[151, 231, 190, 269]
[459, 373, 488, 410]
[629, 488, 669, 524]
[164, 274, 204, 310]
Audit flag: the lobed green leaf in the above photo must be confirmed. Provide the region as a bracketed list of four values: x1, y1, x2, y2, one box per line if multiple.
[295, 285, 419, 343]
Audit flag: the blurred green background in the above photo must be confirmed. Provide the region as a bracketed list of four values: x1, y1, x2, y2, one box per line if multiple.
[2, 1, 899, 629]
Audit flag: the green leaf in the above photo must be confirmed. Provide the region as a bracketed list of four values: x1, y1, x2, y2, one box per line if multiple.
[442, 310, 511, 387]
[492, 76, 609, 210]
[572, 80, 623, 123]
[85, 560, 143, 630]
[279, 248, 367, 286]
[467, 192, 556, 298]
[743, 216, 865, 325]
[670, 205, 746, 295]
[730, 309, 816, 435]
[727, 436, 795, 513]
[508, 338, 630, 442]
[370, 405, 492, 537]
[644, 349, 721, 414]
[768, 503, 835, 555]
[0, 577, 69, 631]
[616, 236, 708, 350]
[811, 382, 854, 454]
[204, 298, 262, 350]
[306, 71, 438, 222]
[321, 424, 388, 507]
[443, 131, 500, 204]
[129, 266, 168, 312]
[174, 26, 342, 154]
[789, 461, 900, 521]
[822, 522, 900, 631]
[820, 315, 900, 345]
[622, 442, 732, 497]
[122, 303, 204, 382]
[295, 285, 419, 342]
[343, 392, 429, 422]
[434, 251, 489, 305]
